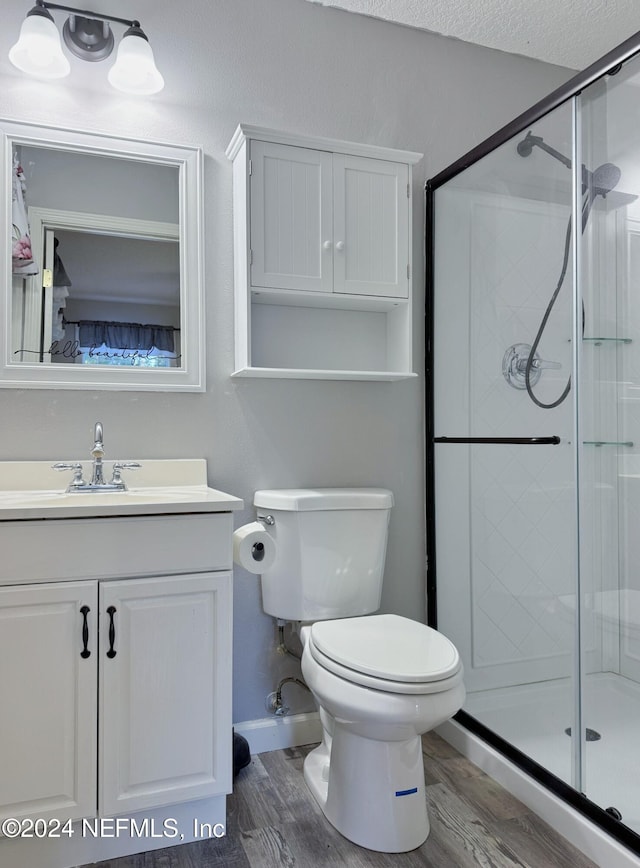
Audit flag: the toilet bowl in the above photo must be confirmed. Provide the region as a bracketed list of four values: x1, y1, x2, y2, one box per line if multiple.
[299, 614, 465, 852]
[247, 489, 466, 853]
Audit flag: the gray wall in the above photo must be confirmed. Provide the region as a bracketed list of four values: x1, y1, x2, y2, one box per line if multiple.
[0, 0, 572, 723]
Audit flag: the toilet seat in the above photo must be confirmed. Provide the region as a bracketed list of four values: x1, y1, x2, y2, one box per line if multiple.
[308, 614, 462, 695]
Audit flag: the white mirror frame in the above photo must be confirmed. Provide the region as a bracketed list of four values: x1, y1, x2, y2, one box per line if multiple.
[1, 119, 204, 391]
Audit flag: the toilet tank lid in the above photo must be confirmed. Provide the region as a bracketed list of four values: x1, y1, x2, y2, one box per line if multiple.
[254, 488, 394, 511]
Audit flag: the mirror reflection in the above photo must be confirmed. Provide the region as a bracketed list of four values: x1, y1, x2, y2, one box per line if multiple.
[12, 144, 181, 368]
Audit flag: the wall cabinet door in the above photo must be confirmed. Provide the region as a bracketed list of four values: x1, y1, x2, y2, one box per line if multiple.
[250, 142, 409, 300]
[333, 154, 409, 299]
[250, 141, 333, 293]
[99, 572, 232, 816]
[0, 581, 97, 823]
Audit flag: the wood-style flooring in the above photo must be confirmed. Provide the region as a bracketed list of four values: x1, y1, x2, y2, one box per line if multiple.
[81, 732, 598, 867]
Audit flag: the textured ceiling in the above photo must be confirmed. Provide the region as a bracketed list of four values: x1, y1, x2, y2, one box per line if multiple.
[308, 0, 640, 70]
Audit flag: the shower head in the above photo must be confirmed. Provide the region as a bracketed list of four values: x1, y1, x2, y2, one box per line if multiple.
[588, 162, 621, 197]
[581, 163, 623, 231]
[517, 131, 624, 213]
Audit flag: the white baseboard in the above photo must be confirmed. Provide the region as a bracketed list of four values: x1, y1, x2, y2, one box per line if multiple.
[234, 711, 322, 755]
[437, 720, 638, 868]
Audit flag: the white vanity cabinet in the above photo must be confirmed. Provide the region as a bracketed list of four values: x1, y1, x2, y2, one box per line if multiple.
[0, 572, 230, 828]
[227, 125, 422, 380]
[0, 463, 242, 868]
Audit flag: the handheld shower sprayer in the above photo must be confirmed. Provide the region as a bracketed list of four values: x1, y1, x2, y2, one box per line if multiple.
[509, 131, 624, 409]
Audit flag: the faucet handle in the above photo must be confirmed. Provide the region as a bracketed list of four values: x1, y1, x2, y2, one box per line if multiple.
[110, 462, 141, 486]
[52, 462, 85, 487]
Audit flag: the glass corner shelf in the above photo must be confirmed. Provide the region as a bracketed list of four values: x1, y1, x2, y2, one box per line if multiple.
[583, 440, 634, 447]
[582, 337, 632, 345]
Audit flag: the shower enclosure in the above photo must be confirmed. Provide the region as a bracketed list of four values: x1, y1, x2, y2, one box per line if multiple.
[427, 31, 640, 855]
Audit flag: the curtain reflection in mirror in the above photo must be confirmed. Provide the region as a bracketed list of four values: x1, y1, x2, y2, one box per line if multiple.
[62, 317, 179, 367]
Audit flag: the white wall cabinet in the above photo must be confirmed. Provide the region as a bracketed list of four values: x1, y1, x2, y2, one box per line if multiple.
[227, 125, 422, 380]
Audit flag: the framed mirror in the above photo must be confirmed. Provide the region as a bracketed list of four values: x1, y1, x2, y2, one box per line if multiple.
[1, 119, 204, 390]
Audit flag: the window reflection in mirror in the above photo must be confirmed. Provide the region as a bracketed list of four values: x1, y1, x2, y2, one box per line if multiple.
[3, 121, 204, 391]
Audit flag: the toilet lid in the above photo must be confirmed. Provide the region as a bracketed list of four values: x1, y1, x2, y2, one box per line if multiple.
[310, 614, 460, 683]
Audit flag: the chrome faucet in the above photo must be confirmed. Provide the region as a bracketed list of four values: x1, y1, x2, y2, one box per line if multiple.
[53, 422, 141, 492]
[91, 422, 106, 486]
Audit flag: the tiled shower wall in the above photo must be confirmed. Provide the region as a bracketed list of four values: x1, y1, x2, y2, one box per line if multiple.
[435, 187, 612, 693]
[617, 222, 640, 682]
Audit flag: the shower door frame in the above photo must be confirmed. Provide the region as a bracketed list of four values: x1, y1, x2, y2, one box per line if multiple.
[425, 27, 640, 857]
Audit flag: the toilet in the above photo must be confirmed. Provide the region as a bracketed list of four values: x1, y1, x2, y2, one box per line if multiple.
[253, 488, 465, 853]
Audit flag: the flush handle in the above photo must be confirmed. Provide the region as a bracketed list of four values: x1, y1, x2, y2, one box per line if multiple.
[106, 606, 117, 658]
[80, 605, 91, 659]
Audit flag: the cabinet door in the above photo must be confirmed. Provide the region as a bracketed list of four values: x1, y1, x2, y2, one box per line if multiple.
[0, 581, 97, 823]
[100, 572, 232, 816]
[250, 141, 333, 293]
[333, 154, 409, 298]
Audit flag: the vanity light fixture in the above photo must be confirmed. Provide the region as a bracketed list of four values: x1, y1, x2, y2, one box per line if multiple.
[9, 0, 164, 95]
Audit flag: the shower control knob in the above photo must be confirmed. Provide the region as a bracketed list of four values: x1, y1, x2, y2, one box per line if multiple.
[503, 343, 561, 390]
[528, 356, 562, 371]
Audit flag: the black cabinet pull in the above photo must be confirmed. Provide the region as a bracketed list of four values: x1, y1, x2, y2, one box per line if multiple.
[106, 606, 117, 658]
[80, 605, 91, 659]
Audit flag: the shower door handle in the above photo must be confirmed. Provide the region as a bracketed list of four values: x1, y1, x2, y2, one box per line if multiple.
[434, 436, 561, 445]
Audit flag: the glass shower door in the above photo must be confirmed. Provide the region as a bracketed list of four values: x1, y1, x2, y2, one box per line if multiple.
[577, 55, 640, 832]
[432, 100, 582, 787]
[430, 36, 640, 845]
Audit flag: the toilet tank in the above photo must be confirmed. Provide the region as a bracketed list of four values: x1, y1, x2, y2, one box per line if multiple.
[253, 488, 394, 622]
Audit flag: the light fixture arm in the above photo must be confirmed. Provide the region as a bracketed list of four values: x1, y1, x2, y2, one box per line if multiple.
[32, 0, 141, 31]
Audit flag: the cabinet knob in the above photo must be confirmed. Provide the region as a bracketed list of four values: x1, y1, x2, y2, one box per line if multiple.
[335, 241, 345, 252]
[322, 240, 332, 250]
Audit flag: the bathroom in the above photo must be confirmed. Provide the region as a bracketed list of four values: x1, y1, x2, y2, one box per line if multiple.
[0, 0, 639, 866]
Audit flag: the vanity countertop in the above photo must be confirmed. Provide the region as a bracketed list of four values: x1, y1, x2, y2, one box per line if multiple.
[0, 459, 243, 520]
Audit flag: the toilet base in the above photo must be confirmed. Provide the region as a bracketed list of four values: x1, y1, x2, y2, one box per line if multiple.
[303, 726, 429, 853]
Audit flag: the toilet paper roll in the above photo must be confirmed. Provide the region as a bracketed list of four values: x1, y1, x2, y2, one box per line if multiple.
[232, 522, 276, 573]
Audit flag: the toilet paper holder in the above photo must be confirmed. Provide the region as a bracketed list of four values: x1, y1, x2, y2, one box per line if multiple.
[257, 513, 275, 526]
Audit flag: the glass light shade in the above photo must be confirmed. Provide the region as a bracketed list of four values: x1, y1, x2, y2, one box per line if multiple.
[107, 32, 164, 95]
[9, 13, 70, 79]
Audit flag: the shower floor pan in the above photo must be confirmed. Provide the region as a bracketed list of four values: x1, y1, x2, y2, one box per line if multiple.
[465, 672, 640, 835]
